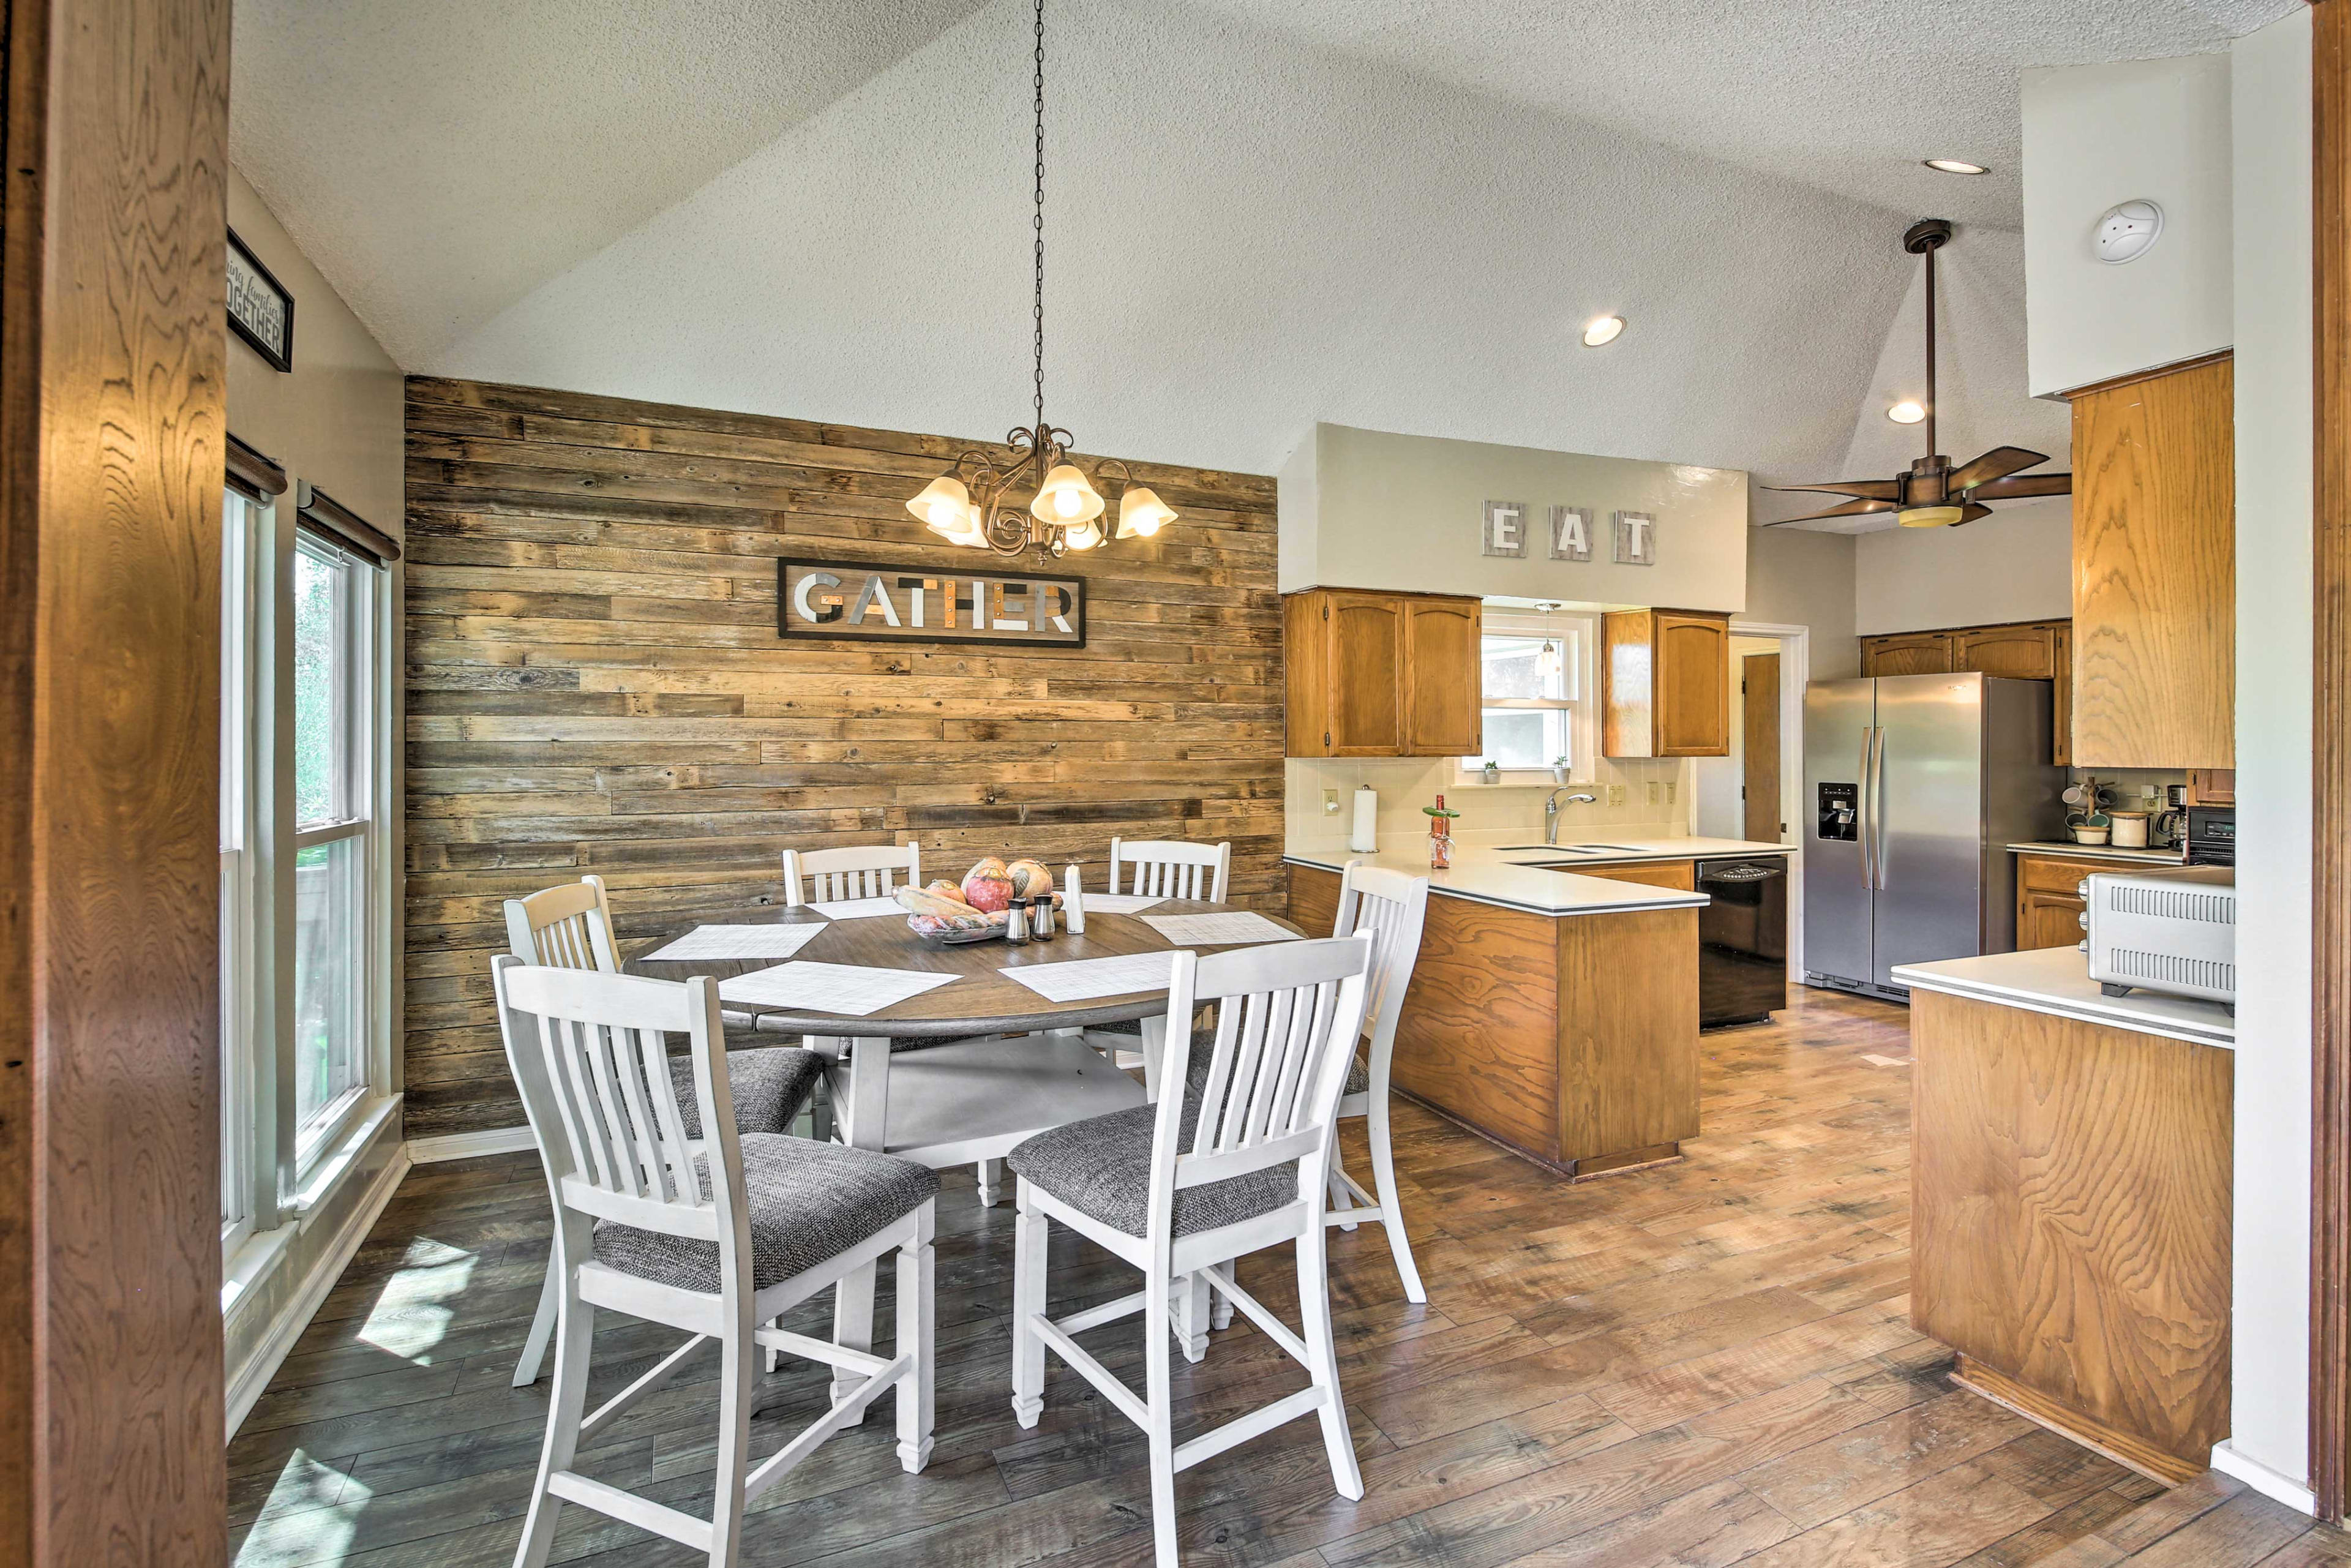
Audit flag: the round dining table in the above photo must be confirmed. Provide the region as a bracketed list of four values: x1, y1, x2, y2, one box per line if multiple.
[626, 895, 1307, 1389]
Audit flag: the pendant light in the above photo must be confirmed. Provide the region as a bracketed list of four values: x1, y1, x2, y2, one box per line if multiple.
[903, 0, 1174, 559]
[1535, 602, 1563, 690]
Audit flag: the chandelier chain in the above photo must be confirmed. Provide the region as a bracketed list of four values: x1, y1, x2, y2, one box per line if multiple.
[1031, 0, 1046, 432]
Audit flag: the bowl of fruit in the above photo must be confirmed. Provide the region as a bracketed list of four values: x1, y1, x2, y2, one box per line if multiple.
[894, 857, 1058, 945]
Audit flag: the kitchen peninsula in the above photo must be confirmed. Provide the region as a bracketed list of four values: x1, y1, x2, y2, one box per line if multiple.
[1285, 835, 1792, 1177]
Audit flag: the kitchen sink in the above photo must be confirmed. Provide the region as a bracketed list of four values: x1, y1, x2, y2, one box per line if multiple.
[1495, 843, 1651, 855]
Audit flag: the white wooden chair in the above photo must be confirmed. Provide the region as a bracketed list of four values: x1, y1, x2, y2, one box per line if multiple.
[1005, 934, 1374, 1567]
[493, 958, 937, 1568]
[782, 842, 922, 906]
[1320, 861, 1433, 1303]
[1106, 836, 1231, 903]
[503, 877, 823, 1387]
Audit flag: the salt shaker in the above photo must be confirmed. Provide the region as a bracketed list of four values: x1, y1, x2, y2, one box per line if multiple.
[1031, 895, 1057, 940]
[1004, 900, 1030, 945]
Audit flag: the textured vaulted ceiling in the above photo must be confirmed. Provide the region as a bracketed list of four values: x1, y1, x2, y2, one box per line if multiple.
[230, 0, 2296, 530]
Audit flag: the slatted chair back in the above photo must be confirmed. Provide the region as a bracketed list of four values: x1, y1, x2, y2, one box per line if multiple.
[1108, 837, 1231, 902]
[783, 843, 922, 906]
[504, 875, 620, 973]
[1147, 936, 1371, 1234]
[1332, 862, 1431, 1060]
[494, 958, 746, 1264]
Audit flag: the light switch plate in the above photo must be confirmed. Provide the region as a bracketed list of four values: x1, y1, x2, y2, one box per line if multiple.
[1646, 781, 1661, 806]
[1608, 784, 1627, 807]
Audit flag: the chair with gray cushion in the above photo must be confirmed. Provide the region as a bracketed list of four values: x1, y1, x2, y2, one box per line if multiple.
[494, 958, 937, 1568]
[503, 876, 825, 1387]
[1007, 934, 1373, 1568]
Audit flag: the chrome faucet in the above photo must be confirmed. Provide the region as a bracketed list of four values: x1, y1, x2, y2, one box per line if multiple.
[1544, 788, 1597, 845]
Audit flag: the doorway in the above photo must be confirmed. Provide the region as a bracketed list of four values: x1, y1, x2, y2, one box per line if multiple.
[1693, 623, 1809, 977]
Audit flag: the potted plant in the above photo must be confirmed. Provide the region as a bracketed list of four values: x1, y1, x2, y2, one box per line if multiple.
[1480, 760, 1501, 785]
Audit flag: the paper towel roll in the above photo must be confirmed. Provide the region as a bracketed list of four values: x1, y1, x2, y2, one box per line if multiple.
[1349, 787, 1378, 853]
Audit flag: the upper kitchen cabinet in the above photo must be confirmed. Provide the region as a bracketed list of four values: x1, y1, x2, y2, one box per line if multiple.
[1862, 620, 2072, 767]
[1602, 609, 1731, 757]
[1859, 632, 1955, 677]
[2070, 355, 2235, 770]
[1283, 588, 1481, 758]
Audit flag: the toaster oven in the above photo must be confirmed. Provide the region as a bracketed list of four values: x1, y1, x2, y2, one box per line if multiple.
[2083, 866, 2236, 1007]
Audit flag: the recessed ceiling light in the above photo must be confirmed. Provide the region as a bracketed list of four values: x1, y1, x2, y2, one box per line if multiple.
[1582, 315, 1625, 347]
[1924, 158, 1988, 176]
[1888, 400, 1926, 424]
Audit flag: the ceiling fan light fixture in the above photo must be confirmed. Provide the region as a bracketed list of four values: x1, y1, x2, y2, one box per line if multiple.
[1923, 158, 1988, 176]
[1898, 504, 1966, 528]
[1581, 315, 1625, 347]
[1888, 400, 1926, 425]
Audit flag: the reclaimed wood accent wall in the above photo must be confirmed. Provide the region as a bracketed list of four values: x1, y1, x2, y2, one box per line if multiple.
[402, 377, 1283, 1136]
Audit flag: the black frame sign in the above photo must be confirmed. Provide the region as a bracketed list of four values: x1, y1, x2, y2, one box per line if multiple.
[226, 227, 294, 372]
[777, 558, 1086, 647]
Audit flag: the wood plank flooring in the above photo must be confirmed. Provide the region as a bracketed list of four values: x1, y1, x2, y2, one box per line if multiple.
[228, 988, 2338, 1566]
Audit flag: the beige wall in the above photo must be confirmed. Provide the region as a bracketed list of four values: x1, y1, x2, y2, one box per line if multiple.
[1851, 497, 2073, 636]
[1741, 523, 1858, 679]
[1280, 422, 1749, 610]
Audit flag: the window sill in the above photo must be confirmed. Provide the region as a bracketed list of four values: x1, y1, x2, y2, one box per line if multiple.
[222, 1222, 296, 1317]
[286, 1092, 402, 1228]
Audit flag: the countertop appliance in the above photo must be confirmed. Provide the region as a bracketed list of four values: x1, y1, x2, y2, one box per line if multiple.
[2186, 805, 2235, 866]
[1697, 855, 1789, 1027]
[1804, 672, 2068, 1001]
[2085, 866, 2235, 1005]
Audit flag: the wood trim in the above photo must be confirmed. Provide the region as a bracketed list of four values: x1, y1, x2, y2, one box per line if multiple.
[1951, 1355, 2205, 1489]
[2053, 347, 2237, 403]
[2315, 0, 2351, 1525]
[225, 431, 286, 501]
[0, 0, 232, 1558]
[294, 480, 398, 565]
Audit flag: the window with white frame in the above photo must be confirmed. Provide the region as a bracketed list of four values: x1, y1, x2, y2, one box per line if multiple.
[1466, 612, 1590, 773]
[220, 490, 259, 1254]
[291, 527, 377, 1159]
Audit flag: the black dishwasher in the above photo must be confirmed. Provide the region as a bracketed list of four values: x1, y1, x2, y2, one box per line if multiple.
[1697, 856, 1789, 1027]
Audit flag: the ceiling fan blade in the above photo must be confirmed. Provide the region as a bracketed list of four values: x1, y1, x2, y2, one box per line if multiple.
[1947, 445, 2049, 492]
[1761, 497, 1894, 528]
[1764, 478, 1900, 501]
[1964, 471, 2072, 501]
[1946, 503, 1995, 528]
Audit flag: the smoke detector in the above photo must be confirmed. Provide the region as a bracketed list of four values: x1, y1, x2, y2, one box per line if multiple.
[2094, 200, 2164, 265]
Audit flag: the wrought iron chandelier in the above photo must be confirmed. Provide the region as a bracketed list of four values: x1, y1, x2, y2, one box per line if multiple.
[904, 0, 1175, 559]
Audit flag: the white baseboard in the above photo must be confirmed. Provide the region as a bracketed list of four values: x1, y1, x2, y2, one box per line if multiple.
[2211, 1440, 2318, 1516]
[225, 1146, 410, 1438]
[406, 1125, 535, 1163]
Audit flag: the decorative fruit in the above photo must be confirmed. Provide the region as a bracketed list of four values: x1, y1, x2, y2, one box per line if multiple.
[961, 859, 1015, 912]
[924, 879, 971, 904]
[1005, 858, 1054, 899]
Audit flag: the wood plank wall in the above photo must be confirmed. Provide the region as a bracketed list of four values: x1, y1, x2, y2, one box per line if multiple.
[402, 377, 1283, 1137]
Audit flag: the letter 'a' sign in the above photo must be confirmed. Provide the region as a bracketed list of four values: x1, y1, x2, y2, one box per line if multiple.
[777, 558, 1086, 647]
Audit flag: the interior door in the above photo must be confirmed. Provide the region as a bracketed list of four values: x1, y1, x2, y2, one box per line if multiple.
[1325, 593, 1405, 756]
[1802, 679, 1875, 986]
[1402, 598, 1481, 756]
[1742, 652, 1781, 842]
[1872, 672, 1988, 986]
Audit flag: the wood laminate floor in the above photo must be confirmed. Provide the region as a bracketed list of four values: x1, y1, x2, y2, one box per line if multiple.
[229, 988, 2341, 1567]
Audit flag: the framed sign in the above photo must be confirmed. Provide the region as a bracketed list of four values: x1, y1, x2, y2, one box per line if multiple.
[1613, 510, 1658, 566]
[225, 227, 294, 372]
[1480, 500, 1529, 558]
[1547, 505, 1592, 561]
[778, 558, 1086, 647]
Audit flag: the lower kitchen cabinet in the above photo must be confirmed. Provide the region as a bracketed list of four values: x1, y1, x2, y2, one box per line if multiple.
[2014, 852, 2107, 951]
[1568, 860, 1696, 892]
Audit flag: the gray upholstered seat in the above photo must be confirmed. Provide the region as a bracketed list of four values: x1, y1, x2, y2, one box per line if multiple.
[591, 1133, 939, 1292]
[1007, 1086, 1300, 1239]
[666, 1044, 822, 1139]
[1343, 1055, 1369, 1097]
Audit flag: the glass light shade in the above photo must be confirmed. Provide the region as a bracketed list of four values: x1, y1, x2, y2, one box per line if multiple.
[1898, 504, 1965, 528]
[1117, 486, 1177, 539]
[1030, 464, 1104, 525]
[1063, 519, 1104, 550]
[1536, 638, 1562, 688]
[909, 474, 973, 533]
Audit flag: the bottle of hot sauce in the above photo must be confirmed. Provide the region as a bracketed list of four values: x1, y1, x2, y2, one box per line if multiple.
[1426, 794, 1458, 870]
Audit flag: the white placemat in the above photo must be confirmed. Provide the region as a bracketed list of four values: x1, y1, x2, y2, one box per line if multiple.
[640, 923, 825, 962]
[806, 895, 907, 920]
[1139, 911, 1300, 947]
[716, 961, 957, 1017]
[1000, 951, 1180, 1003]
[1082, 893, 1164, 915]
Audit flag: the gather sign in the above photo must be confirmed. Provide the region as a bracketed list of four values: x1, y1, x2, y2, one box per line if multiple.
[776, 558, 1087, 647]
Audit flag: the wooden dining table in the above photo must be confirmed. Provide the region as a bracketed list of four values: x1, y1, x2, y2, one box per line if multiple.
[626, 895, 1307, 1394]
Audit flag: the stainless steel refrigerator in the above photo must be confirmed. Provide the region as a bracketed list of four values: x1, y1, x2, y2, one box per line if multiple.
[1802, 672, 2067, 1000]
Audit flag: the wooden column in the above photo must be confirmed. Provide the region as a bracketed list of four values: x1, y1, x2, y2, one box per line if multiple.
[0, 0, 231, 1559]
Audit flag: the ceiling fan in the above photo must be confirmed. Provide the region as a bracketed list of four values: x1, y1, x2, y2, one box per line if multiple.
[1765, 217, 2069, 530]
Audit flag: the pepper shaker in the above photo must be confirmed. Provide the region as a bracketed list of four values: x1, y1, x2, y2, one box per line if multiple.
[1004, 899, 1030, 945]
[1031, 895, 1056, 940]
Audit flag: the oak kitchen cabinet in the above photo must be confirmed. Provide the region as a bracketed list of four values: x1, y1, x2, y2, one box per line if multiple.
[1283, 588, 1482, 758]
[2069, 354, 2235, 770]
[1861, 618, 2072, 767]
[1602, 609, 1731, 758]
[2013, 850, 2112, 951]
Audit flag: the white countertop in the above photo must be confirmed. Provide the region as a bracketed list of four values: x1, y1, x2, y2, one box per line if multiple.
[1282, 833, 1794, 920]
[1892, 947, 2235, 1050]
[2006, 841, 2189, 865]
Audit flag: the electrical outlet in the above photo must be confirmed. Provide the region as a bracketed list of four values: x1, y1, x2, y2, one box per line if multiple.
[1646, 781, 1661, 806]
[1608, 784, 1627, 808]
[1667, 779, 1678, 805]
[1322, 787, 1341, 816]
